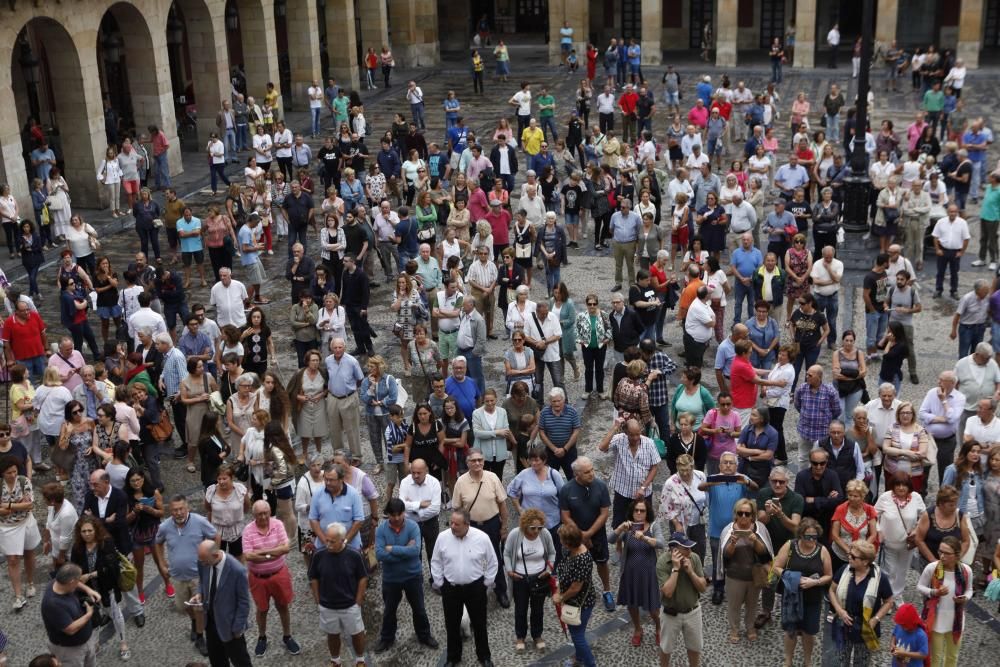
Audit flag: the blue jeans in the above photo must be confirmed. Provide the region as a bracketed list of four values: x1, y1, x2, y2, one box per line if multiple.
[311, 108, 321, 136]
[154, 152, 171, 188]
[840, 389, 863, 427]
[970, 161, 984, 201]
[540, 116, 559, 142]
[792, 344, 821, 386]
[380, 575, 432, 643]
[772, 61, 783, 83]
[815, 292, 839, 343]
[865, 310, 888, 350]
[545, 266, 561, 295]
[826, 113, 840, 142]
[410, 102, 425, 129]
[236, 123, 250, 151]
[209, 163, 230, 193]
[568, 605, 596, 667]
[23, 263, 41, 296]
[223, 128, 237, 161]
[18, 355, 46, 384]
[459, 348, 486, 396]
[733, 281, 755, 324]
[651, 403, 670, 442]
[958, 322, 987, 359]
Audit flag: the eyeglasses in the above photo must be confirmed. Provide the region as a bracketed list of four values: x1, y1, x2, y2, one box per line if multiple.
[801, 534, 818, 541]
[586, 302, 597, 306]
[810, 461, 827, 467]
[71, 409, 83, 415]
[527, 526, 544, 531]
[736, 511, 753, 517]
[939, 549, 955, 556]
[770, 479, 787, 485]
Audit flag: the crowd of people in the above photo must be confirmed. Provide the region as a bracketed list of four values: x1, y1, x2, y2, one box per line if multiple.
[3, 29, 1000, 667]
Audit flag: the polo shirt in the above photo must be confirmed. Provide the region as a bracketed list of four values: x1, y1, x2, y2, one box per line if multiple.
[656, 552, 705, 613]
[241, 517, 288, 575]
[42, 584, 93, 646]
[714, 338, 736, 378]
[538, 405, 581, 447]
[558, 478, 610, 531]
[2, 312, 46, 359]
[309, 484, 365, 550]
[308, 546, 367, 609]
[956, 291, 989, 325]
[755, 486, 804, 547]
[155, 513, 218, 580]
[931, 216, 971, 250]
[445, 376, 480, 423]
[176, 216, 203, 253]
[537, 94, 555, 118]
[707, 482, 751, 538]
[283, 193, 314, 227]
[731, 246, 763, 279]
[730, 355, 758, 409]
[325, 353, 363, 397]
[237, 225, 260, 266]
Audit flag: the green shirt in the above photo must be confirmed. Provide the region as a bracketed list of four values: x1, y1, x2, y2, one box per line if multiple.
[755, 486, 804, 549]
[537, 94, 555, 118]
[656, 551, 704, 613]
[588, 314, 598, 348]
[982, 184, 1000, 222]
[922, 90, 944, 113]
[333, 97, 349, 123]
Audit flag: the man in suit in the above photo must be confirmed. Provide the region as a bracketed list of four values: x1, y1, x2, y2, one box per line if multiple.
[83, 469, 145, 626]
[194, 540, 252, 667]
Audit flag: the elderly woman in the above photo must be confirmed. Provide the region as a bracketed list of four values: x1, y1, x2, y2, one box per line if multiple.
[917, 535, 974, 667]
[614, 359, 653, 428]
[882, 401, 930, 493]
[408, 324, 441, 406]
[287, 350, 328, 460]
[828, 539, 894, 667]
[179, 358, 217, 474]
[914, 484, 971, 573]
[554, 523, 598, 667]
[660, 454, 708, 561]
[611, 497, 663, 647]
[131, 186, 162, 262]
[830, 479, 880, 575]
[294, 454, 326, 567]
[671, 366, 716, 431]
[812, 186, 841, 254]
[720, 497, 774, 644]
[504, 331, 536, 395]
[875, 471, 927, 599]
[204, 463, 250, 560]
[503, 507, 556, 652]
[735, 407, 780, 488]
[874, 175, 902, 253]
[505, 285, 536, 336]
[360, 355, 399, 476]
[846, 406, 880, 499]
[472, 389, 516, 479]
[769, 517, 832, 667]
[225, 372, 259, 452]
[575, 294, 613, 399]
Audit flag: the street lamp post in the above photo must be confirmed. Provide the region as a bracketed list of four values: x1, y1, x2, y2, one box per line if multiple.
[18, 38, 41, 123]
[841, 0, 876, 234]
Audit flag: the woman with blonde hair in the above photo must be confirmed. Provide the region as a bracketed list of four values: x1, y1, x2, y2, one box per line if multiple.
[97, 146, 125, 217]
[827, 539, 894, 667]
[830, 479, 880, 574]
[252, 176, 273, 254]
[360, 354, 400, 475]
[882, 401, 930, 493]
[720, 497, 774, 643]
[503, 507, 556, 651]
[470, 219, 495, 261]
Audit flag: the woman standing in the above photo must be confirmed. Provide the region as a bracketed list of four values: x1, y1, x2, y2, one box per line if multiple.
[671, 367, 716, 431]
[0, 183, 21, 257]
[665, 412, 708, 474]
[440, 398, 470, 499]
[0, 456, 40, 611]
[180, 358, 217, 474]
[554, 523, 598, 667]
[204, 463, 250, 560]
[316, 293, 347, 354]
[769, 518, 833, 667]
[69, 516, 130, 659]
[812, 186, 841, 255]
[917, 535, 973, 667]
[287, 350, 328, 461]
[404, 404, 446, 480]
[360, 355, 399, 476]
[64, 214, 98, 280]
[696, 193, 728, 260]
[391, 275, 421, 376]
[830, 480, 880, 574]
[225, 373, 258, 452]
[131, 187, 162, 262]
[503, 507, 556, 652]
[914, 485, 971, 571]
[735, 408, 780, 489]
[129, 384, 163, 490]
[877, 321, 909, 393]
[294, 454, 326, 568]
[783, 235, 812, 319]
[494, 41, 510, 82]
[504, 331, 537, 396]
[92, 256, 123, 345]
[534, 212, 567, 298]
[848, 406, 881, 499]
[575, 294, 612, 399]
[941, 441, 985, 536]
[982, 448, 1000, 580]
[46, 166, 72, 241]
[34, 368, 72, 479]
[660, 454, 708, 561]
[510, 213, 535, 287]
[747, 302, 780, 369]
[124, 468, 166, 602]
[472, 389, 515, 479]
[611, 497, 663, 647]
[550, 283, 579, 381]
[16, 220, 45, 301]
[408, 324, 441, 406]
[720, 498, 774, 643]
[470, 50, 485, 94]
[508, 443, 564, 553]
[882, 401, 930, 493]
[705, 256, 730, 342]
[876, 471, 926, 599]
[8, 366, 42, 474]
[262, 421, 298, 540]
[614, 360, 653, 428]
[241, 307, 274, 377]
[203, 205, 237, 282]
[833, 330, 868, 425]
[59, 400, 98, 512]
[828, 541, 892, 667]
[196, 413, 229, 489]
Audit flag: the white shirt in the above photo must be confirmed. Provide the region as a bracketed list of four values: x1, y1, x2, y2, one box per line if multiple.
[308, 86, 323, 109]
[399, 474, 442, 522]
[685, 153, 710, 171]
[127, 308, 168, 347]
[864, 398, 902, 449]
[827, 28, 840, 46]
[505, 300, 537, 333]
[407, 86, 425, 105]
[732, 87, 754, 106]
[209, 139, 226, 165]
[667, 178, 695, 206]
[524, 311, 562, 363]
[46, 501, 79, 557]
[680, 133, 702, 157]
[885, 256, 915, 284]
[317, 306, 347, 345]
[210, 280, 250, 328]
[436, 289, 462, 333]
[496, 145, 512, 174]
[685, 298, 715, 343]
[596, 93, 616, 114]
[253, 133, 273, 163]
[931, 216, 971, 250]
[96, 486, 113, 517]
[809, 258, 844, 296]
[728, 200, 757, 233]
[512, 90, 532, 115]
[273, 129, 293, 158]
[917, 562, 973, 633]
[963, 415, 1000, 447]
[430, 526, 499, 587]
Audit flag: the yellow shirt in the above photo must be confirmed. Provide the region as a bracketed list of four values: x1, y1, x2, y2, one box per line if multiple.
[264, 90, 280, 120]
[452, 471, 507, 523]
[521, 127, 544, 156]
[10, 382, 34, 421]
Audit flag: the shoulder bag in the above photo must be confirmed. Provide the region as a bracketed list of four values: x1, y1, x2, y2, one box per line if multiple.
[117, 551, 137, 592]
[560, 572, 591, 626]
[522, 540, 551, 598]
[149, 411, 174, 442]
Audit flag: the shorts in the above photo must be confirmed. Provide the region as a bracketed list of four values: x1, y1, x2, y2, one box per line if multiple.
[172, 578, 200, 613]
[243, 258, 267, 284]
[384, 461, 407, 486]
[660, 606, 704, 654]
[249, 566, 294, 610]
[181, 250, 205, 266]
[319, 603, 365, 636]
[707, 137, 724, 156]
[274, 483, 294, 500]
[166, 227, 180, 249]
[561, 43, 572, 53]
[565, 211, 580, 226]
[220, 535, 244, 558]
[97, 304, 123, 320]
[664, 91, 680, 106]
[122, 180, 140, 195]
[438, 330, 458, 360]
[588, 530, 610, 563]
[449, 152, 462, 172]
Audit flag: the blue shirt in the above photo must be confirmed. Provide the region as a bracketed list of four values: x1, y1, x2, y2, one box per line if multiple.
[714, 338, 736, 377]
[238, 225, 260, 266]
[696, 82, 713, 107]
[176, 216, 203, 253]
[538, 405, 581, 447]
[745, 316, 780, 366]
[506, 466, 565, 529]
[31, 147, 56, 181]
[309, 483, 365, 550]
[445, 376, 480, 423]
[444, 98, 460, 120]
[447, 126, 469, 154]
[963, 130, 987, 162]
[161, 347, 187, 398]
[375, 518, 423, 583]
[891, 625, 928, 667]
[731, 246, 763, 278]
[707, 481, 751, 538]
[609, 210, 641, 243]
[325, 353, 364, 396]
[178, 330, 213, 359]
[156, 513, 218, 579]
[775, 164, 810, 191]
[395, 218, 419, 255]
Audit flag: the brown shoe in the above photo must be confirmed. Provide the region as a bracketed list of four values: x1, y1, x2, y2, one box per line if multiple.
[753, 612, 771, 629]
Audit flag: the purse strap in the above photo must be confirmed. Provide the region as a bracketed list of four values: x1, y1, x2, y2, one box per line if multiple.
[681, 482, 705, 517]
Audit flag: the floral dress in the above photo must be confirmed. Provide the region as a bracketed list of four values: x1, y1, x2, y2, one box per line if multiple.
[394, 294, 417, 341]
[785, 245, 811, 300]
[69, 427, 97, 513]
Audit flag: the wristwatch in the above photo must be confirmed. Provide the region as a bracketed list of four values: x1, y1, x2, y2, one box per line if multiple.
[265, 553, 272, 560]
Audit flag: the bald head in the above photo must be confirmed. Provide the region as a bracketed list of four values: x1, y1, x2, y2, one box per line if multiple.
[197, 539, 221, 564]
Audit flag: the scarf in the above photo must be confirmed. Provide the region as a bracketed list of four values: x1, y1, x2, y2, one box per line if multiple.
[893, 603, 930, 667]
[921, 561, 966, 643]
[835, 564, 883, 651]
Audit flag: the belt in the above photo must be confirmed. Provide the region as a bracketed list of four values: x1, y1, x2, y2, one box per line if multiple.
[250, 569, 281, 579]
[439, 328, 458, 334]
[332, 391, 356, 399]
[471, 515, 500, 527]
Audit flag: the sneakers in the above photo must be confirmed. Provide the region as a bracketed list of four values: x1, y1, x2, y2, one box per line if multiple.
[12, 596, 26, 612]
[971, 259, 986, 267]
[255, 637, 268, 657]
[991, 263, 998, 271]
[165, 583, 176, 598]
[282, 636, 301, 655]
[602, 590, 615, 611]
[26, 584, 36, 598]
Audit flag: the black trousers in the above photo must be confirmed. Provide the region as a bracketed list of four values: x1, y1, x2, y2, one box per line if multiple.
[470, 515, 506, 596]
[441, 578, 490, 663]
[418, 517, 438, 566]
[683, 331, 708, 367]
[170, 399, 187, 448]
[483, 458, 506, 479]
[345, 305, 374, 354]
[206, 613, 252, 667]
[599, 112, 614, 134]
[935, 434, 957, 486]
[511, 576, 546, 640]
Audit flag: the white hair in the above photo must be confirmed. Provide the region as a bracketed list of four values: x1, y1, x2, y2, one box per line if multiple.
[548, 387, 566, 401]
[325, 521, 347, 539]
[153, 332, 173, 347]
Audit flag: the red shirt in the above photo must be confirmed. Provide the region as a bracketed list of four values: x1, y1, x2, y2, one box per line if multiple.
[152, 131, 169, 157]
[618, 91, 639, 115]
[649, 264, 668, 295]
[485, 209, 512, 245]
[711, 101, 733, 120]
[730, 355, 758, 409]
[2, 311, 47, 360]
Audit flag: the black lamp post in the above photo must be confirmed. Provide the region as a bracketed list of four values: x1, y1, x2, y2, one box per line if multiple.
[841, 0, 876, 233]
[19, 39, 41, 123]
[226, 3, 239, 32]
[166, 13, 185, 101]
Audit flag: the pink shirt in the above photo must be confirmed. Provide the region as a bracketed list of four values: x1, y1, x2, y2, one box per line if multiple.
[152, 132, 169, 157]
[241, 517, 289, 575]
[701, 407, 743, 460]
[48, 351, 87, 392]
[688, 106, 709, 129]
[907, 122, 926, 153]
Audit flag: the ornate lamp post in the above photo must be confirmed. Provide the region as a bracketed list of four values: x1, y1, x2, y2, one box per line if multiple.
[841, 0, 876, 234]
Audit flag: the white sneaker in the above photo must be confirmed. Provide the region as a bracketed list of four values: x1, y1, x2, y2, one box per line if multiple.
[266, 249, 274, 255]
[990, 263, 997, 271]
[971, 259, 985, 267]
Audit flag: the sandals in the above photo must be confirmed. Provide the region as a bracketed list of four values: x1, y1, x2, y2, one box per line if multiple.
[534, 639, 546, 651]
[630, 630, 642, 647]
[515, 640, 526, 651]
[186, 464, 196, 473]
[728, 631, 741, 644]
[747, 631, 758, 642]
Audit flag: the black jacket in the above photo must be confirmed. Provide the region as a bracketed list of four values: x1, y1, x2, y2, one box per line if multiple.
[71, 538, 122, 605]
[489, 145, 518, 177]
[340, 267, 370, 309]
[83, 486, 133, 555]
[608, 306, 644, 352]
[793, 468, 844, 523]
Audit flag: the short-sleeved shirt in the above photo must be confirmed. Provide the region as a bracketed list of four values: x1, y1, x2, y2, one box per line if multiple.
[309, 484, 365, 550]
[176, 216, 204, 253]
[308, 546, 367, 609]
[42, 583, 93, 646]
[238, 225, 260, 266]
[539, 405, 582, 447]
[755, 486, 804, 548]
[2, 311, 46, 360]
[155, 513, 218, 580]
[791, 309, 827, 350]
[730, 356, 758, 409]
[656, 551, 705, 613]
[701, 408, 742, 460]
[834, 564, 893, 641]
[863, 270, 889, 313]
[558, 478, 610, 532]
[891, 625, 929, 667]
[453, 471, 507, 523]
[241, 517, 289, 575]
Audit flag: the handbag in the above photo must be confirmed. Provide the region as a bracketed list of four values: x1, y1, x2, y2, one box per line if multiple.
[233, 459, 250, 483]
[45, 195, 63, 211]
[895, 502, 917, 549]
[117, 551, 137, 592]
[149, 412, 174, 442]
[547, 253, 561, 268]
[783, 223, 799, 238]
[521, 542, 551, 598]
[209, 391, 227, 416]
[560, 575, 591, 626]
[752, 561, 771, 588]
[51, 437, 76, 471]
[86, 224, 101, 252]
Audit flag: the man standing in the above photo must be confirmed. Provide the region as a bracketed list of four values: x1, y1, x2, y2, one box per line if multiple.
[609, 198, 640, 291]
[340, 256, 374, 356]
[325, 339, 364, 463]
[237, 213, 268, 305]
[309, 462, 365, 552]
[683, 286, 715, 368]
[754, 466, 803, 626]
[714, 324, 748, 394]
[794, 448, 842, 528]
[398, 460, 441, 566]
[629, 271, 662, 344]
[918, 371, 965, 485]
[308, 79, 324, 138]
[433, 278, 463, 375]
[149, 125, 171, 190]
[656, 532, 708, 667]
[950, 279, 990, 358]
[155, 495, 218, 656]
[446, 357, 481, 427]
[431, 509, 497, 667]
[598, 418, 659, 528]
[863, 253, 890, 361]
[699, 453, 757, 604]
[792, 365, 842, 466]
[2, 299, 48, 383]
[931, 204, 971, 299]
[508, 82, 532, 139]
[193, 540, 251, 666]
[618, 83, 639, 145]
[560, 456, 615, 611]
[809, 246, 843, 347]
[954, 342, 1000, 434]
[452, 449, 509, 608]
[523, 301, 563, 395]
[489, 133, 517, 193]
[826, 23, 840, 68]
[774, 155, 810, 202]
[242, 501, 300, 658]
[209, 267, 249, 329]
[374, 497, 439, 653]
[308, 523, 369, 666]
[283, 181, 315, 259]
[457, 298, 488, 395]
[273, 120, 294, 180]
[822, 84, 845, 143]
[536, 86, 558, 142]
[538, 388, 581, 477]
[608, 293, 644, 373]
[640, 339, 678, 440]
[730, 233, 763, 324]
[467, 247, 498, 339]
[406, 81, 426, 129]
[41, 564, 102, 666]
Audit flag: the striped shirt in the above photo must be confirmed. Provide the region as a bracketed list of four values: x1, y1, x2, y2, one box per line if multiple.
[646, 351, 678, 407]
[607, 433, 660, 498]
[241, 517, 289, 576]
[538, 404, 581, 448]
[160, 347, 187, 398]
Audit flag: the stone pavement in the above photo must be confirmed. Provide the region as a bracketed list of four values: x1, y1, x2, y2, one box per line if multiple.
[2, 48, 1000, 665]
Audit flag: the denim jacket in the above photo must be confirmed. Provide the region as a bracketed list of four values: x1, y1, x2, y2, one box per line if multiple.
[359, 374, 399, 416]
[941, 464, 985, 516]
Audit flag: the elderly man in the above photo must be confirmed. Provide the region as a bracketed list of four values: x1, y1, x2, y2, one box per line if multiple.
[598, 417, 660, 529]
[640, 338, 678, 440]
[864, 383, 902, 491]
[445, 356, 481, 428]
[309, 522, 369, 666]
[431, 509, 497, 667]
[714, 324, 749, 394]
[698, 452, 758, 604]
[398, 458, 441, 566]
[754, 465, 803, 626]
[155, 495, 218, 656]
[816, 420, 865, 490]
[931, 203, 971, 299]
[324, 338, 364, 462]
[523, 300, 563, 396]
[209, 267, 249, 329]
[775, 154, 810, 201]
[467, 245, 498, 336]
[192, 540, 251, 666]
[793, 365, 842, 466]
[885, 268, 922, 383]
[900, 179, 931, 266]
[919, 370, 965, 485]
[48, 337, 87, 393]
[609, 198, 640, 291]
[794, 448, 842, 529]
[538, 387, 581, 476]
[433, 277, 463, 375]
[730, 232, 762, 323]
[683, 286, 715, 368]
[242, 500, 299, 658]
[2, 299, 47, 383]
[656, 531, 709, 667]
[560, 456, 615, 611]
[954, 342, 1000, 433]
[951, 279, 991, 358]
[41, 564, 103, 666]
[153, 332, 187, 461]
[71, 366, 108, 420]
[308, 462, 365, 552]
[374, 497, 439, 653]
[963, 397, 1000, 449]
[340, 255, 374, 356]
[809, 246, 843, 347]
[608, 292, 644, 373]
[284, 242, 315, 304]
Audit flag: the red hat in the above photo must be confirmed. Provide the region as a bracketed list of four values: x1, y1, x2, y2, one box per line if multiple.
[893, 602, 924, 632]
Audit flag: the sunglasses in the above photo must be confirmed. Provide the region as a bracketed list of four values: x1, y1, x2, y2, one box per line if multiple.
[736, 511, 753, 517]
[801, 534, 818, 541]
[770, 479, 787, 485]
[586, 302, 597, 306]
[71, 409, 83, 415]
[0, 431, 10, 437]
[810, 461, 827, 467]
